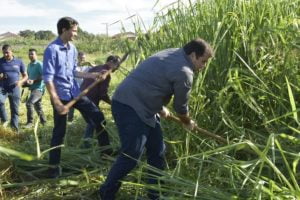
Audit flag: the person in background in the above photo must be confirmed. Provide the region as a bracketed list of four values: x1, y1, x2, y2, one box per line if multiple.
[24, 48, 46, 128]
[80, 55, 120, 147]
[67, 51, 93, 122]
[99, 38, 214, 200]
[43, 16, 110, 178]
[0, 44, 28, 132]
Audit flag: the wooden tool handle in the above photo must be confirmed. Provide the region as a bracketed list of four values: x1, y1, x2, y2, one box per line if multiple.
[167, 115, 227, 144]
[65, 69, 112, 110]
[64, 52, 130, 110]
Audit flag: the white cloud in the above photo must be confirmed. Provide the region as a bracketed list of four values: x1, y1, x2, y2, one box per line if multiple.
[63, 0, 160, 34]
[64, 0, 155, 12]
[0, 0, 58, 17]
[0, 0, 195, 35]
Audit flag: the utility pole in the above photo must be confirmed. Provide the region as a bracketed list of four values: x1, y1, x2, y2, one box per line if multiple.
[101, 23, 109, 37]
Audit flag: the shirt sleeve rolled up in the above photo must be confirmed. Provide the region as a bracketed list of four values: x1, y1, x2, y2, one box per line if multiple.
[43, 47, 56, 83]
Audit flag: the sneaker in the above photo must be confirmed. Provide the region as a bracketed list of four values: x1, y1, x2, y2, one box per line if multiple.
[24, 123, 33, 128]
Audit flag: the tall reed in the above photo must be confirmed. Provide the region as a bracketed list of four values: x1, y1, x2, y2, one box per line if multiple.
[122, 0, 300, 198]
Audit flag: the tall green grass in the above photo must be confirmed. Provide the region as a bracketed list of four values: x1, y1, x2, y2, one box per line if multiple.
[0, 0, 299, 199]
[122, 0, 300, 199]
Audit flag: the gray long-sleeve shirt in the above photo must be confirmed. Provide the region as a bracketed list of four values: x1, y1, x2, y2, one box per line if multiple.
[113, 48, 195, 127]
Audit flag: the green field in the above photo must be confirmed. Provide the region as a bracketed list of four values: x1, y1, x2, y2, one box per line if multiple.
[1, 0, 300, 199]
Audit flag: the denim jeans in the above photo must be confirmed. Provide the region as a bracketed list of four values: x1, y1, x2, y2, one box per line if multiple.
[48, 96, 110, 166]
[83, 98, 101, 141]
[99, 100, 166, 200]
[0, 86, 21, 131]
[84, 123, 94, 139]
[26, 89, 46, 124]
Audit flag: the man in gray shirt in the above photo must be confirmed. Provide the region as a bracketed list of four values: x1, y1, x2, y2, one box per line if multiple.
[99, 38, 213, 200]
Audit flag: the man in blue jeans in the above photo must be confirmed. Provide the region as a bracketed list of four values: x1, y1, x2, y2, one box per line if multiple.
[80, 55, 120, 147]
[24, 48, 46, 128]
[0, 44, 28, 132]
[43, 16, 110, 178]
[99, 38, 214, 199]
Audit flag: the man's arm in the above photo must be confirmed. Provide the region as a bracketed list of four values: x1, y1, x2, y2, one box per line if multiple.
[74, 71, 96, 79]
[16, 60, 28, 87]
[172, 67, 196, 129]
[75, 69, 109, 81]
[45, 82, 68, 115]
[16, 72, 28, 87]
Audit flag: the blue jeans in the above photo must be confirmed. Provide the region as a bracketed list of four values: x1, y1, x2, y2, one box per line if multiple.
[84, 123, 94, 138]
[83, 98, 101, 146]
[99, 100, 166, 200]
[48, 96, 110, 166]
[0, 86, 21, 131]
[26, 89, 46, 124]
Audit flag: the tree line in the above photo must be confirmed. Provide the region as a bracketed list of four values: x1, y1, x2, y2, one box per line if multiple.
[18, 27, 104, 41]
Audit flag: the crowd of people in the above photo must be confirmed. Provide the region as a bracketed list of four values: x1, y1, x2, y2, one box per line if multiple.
[0, 16, 213, 200]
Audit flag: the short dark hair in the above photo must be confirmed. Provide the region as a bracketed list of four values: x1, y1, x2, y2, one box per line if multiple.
[183, 38, 213, 58]
[57, 17, 79, 35]
[29, 48, 37, 53]
[2, 44, 11, 51]
[106, 55, 120, 64]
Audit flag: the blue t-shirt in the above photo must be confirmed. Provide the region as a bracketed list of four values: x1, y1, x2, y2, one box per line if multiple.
[0, 57, 26, 90]
[27, 60, 45, 91]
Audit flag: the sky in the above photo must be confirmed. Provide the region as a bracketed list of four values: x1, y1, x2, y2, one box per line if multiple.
[0, 0, 188, 36]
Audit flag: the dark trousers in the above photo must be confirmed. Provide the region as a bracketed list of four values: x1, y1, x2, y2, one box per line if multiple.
[67, 107, 75, 122]
[26, 89, 46, 124]
[99, 100, 165, 200]
[83, 98, 101, 139]
[49, 96, 110, 166]
[0, 86, 20, 131]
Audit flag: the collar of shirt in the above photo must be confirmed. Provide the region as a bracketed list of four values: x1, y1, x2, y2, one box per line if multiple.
[2, 56, 15, 63]
[30, 60, 39, 65]
[53, 37, 71, 50]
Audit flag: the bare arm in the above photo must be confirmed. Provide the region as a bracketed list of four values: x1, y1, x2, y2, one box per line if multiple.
[75, 71, 98, 79]
[75, 69, 110, 81]
[16, 72, 28, 87]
